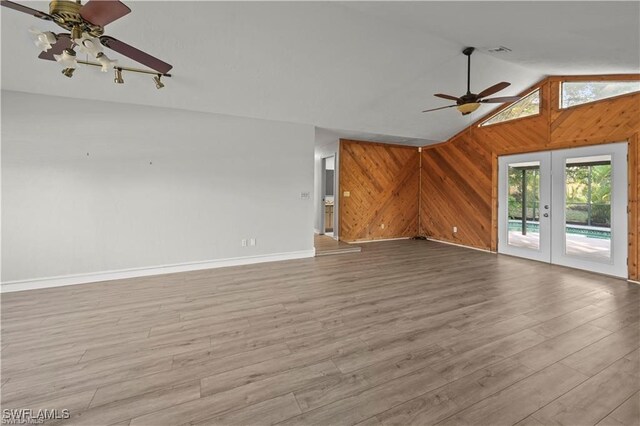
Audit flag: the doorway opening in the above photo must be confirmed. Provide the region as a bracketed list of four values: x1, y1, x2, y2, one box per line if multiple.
[320, 155, 336, 238]
[498, 143, 628, 278]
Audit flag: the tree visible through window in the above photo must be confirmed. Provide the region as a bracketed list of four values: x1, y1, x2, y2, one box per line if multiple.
[561, 81, 640, 108]
[481, 89, 540, 126]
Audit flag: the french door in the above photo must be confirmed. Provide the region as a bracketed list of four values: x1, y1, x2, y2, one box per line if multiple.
[498, 143, 628, 278]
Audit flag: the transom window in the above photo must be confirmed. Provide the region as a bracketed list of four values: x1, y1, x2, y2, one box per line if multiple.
[481, 89, 540, 127]
[561, 81, 640, 109]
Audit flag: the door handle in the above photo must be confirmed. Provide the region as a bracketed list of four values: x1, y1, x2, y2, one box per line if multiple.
[544, 205, 549, 210]
[543, 213, 549, 218]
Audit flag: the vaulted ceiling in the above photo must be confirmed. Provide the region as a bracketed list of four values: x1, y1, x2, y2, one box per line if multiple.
[2, 1, 638, 143]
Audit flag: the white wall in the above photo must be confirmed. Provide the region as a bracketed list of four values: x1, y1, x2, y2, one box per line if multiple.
[313, 129, 339, 235]
[1, 91, 315, 286]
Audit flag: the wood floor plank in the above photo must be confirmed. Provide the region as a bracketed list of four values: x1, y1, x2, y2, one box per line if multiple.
[376, 358, 534, 426]
[560, 324, 640, 376]
[596, 391, 640, 426]
[436, 363, 588, 426]
[532, 358, 640, 425]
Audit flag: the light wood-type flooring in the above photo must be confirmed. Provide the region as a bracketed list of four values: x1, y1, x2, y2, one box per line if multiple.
[1, 240, 638, 425]
[314, 234, 361, 256]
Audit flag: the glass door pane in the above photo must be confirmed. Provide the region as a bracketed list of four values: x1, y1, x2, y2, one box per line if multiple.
[564, 156, 612, 261]
[507, 162, 541, 250]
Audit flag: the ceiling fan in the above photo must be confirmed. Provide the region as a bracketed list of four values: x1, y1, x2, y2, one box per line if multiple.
[423, 47, 520, 115]
[1, 0, 172, 85]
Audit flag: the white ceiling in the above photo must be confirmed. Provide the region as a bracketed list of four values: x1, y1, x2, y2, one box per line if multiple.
[2, 1, 639, 143]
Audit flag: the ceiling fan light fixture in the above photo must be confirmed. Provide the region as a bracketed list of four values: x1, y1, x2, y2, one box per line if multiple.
[153, 74, 164, 89]
[75, 33, 104, 57]
[96, 52, 117, 72]
[29, 27, 57, 52]
[457, 103, 481, 115]
[114, 68, 124, 84]
[54, 47, 77, 69]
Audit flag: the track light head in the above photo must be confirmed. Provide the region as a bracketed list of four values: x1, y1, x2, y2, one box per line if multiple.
[114, 68, 124, 84]
[153, 74, 165, 89]
[62, 67, 75, 78]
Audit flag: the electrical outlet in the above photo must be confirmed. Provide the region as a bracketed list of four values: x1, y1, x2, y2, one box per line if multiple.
[250, 238, 256, 246]
[241, 239, 247, 247]
[453, 226, 458, 233]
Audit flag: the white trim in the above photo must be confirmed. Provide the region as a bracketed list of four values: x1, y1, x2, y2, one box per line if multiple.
[628, 279, 640, 285]
[1, 250, 316, 293]
[354, 237, 411, 244]
[426, 238, 495, 254]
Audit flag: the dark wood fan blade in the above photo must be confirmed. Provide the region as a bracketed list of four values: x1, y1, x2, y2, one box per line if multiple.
[434, 93, 460, 101]
[422, 105, 457, 113]
[38, 34, 72, 61]
[80, 0, 131, 27]
[1, 0, 53, 20]
[100, 35, 172, 74]
[477, 81, 511, 99]
[480, 96, 522, 104]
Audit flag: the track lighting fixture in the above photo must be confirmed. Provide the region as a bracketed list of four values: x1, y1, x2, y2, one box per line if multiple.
[54, 48, 78, 69]
[114, 68, 124, 84]
[62, 68, 75, 78]
[28, 27, 57, 52]
[153, 74, 165, 89]
[96, 53, 117, 72]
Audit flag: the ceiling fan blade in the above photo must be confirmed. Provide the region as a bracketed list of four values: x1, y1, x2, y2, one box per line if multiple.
[1, 0, 53, 20]
[37, 33, 72, 61]
[100, 35, 172, 74]
[80, 0, 131, 27]
[434, 93, 460, 101]
[422, 105, 457, 113]
[477, 81, 511, 99]
[480, 96, 522, 104]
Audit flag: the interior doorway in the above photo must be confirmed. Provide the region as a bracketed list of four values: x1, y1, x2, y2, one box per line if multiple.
[320, 156, 336, 237]
[498, 142, 628, 278]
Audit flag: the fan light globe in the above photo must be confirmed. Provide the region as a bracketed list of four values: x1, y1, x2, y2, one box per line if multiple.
[457, 103, 481, 115]
[54, 48, 78, 69]
[29, 27, 57, 52]
[96, 53, 117, 72]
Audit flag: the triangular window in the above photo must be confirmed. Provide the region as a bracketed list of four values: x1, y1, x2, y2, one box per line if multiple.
[481, 89, 540, 126]
[561, 81, 640, 108]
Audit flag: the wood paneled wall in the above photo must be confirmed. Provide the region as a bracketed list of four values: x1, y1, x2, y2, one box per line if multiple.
[339, 140, 419, 242]
[420, 75, 640, 280]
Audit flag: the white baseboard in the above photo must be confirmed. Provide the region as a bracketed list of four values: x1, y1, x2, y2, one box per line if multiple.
[1, 250, 316, 293]
[628, 279, 640, 285]
[426, 237, 495, 254]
